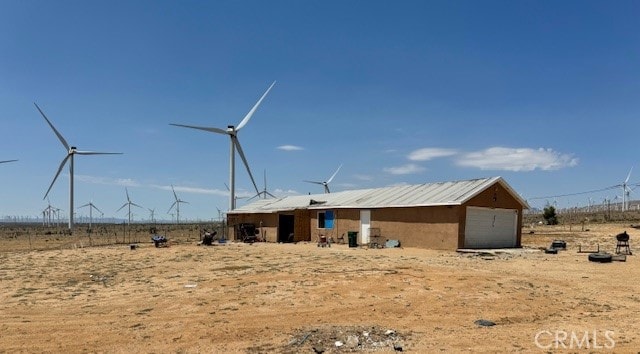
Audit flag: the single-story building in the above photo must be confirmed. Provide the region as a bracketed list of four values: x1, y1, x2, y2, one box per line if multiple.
[226, 176, 529, 250]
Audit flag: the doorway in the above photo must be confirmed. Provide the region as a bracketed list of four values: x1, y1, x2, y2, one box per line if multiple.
[278, 214, 295, 243]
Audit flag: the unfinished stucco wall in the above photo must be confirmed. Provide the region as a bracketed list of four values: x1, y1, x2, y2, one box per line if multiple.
[308, 209, 360, 243]
[293, 209, 311, 242]
[309, 207, 459, 250]
[370, 206, 460, 249]
[460, 181, 524, 247]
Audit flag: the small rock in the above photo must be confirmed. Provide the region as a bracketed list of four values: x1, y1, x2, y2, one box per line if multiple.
[312, 346, 324, 354]
[394, 343, 404, 351]
[346, 335, 359, 348]
[474, 319, 496, 327]
[362, 331, 369, 337]
[385, 329, 396, 335]
[334, 341, 343, 347]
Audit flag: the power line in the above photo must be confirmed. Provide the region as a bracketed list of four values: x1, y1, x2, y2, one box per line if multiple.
[527, 184, 632, 201]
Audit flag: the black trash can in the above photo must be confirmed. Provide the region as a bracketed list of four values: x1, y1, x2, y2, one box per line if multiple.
[348, 231, 358, 248]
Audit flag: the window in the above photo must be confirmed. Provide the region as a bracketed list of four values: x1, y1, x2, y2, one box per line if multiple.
[318, 210, 334, 229]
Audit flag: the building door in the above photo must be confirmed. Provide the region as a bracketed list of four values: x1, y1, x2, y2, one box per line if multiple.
[278, 214, 295, 243]
[464, 207, 517, 248]
[360, 210, 371, 244]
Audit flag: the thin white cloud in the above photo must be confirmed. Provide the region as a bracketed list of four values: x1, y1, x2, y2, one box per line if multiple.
[455, 147, 578, 171]
[277, 145, 304, 151]
[272, 188, 299, 196]
[354, 174, 373, 181]
[383, 163, 426, 175]
[151, 184, 228, 197]
[75, 175, 140, 187]
[408, 148, 458, 161]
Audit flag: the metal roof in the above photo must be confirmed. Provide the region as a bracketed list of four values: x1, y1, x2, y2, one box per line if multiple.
[228, 176, 529, 214]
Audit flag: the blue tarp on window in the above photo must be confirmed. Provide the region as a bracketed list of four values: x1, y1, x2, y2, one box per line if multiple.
[325, 210, 334, 229]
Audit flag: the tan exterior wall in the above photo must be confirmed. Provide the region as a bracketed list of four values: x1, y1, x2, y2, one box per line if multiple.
[309, 206, 460, 250]
[309, 209, 360, 243]
[369, 206, 460, 250]
[293, 209, 311, 242]
[459, 181, 524, 247]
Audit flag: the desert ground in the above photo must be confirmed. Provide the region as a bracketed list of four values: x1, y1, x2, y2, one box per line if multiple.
[0, 221, 638, 353]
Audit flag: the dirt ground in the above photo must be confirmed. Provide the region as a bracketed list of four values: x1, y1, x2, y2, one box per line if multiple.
[0, 223, 639, 353]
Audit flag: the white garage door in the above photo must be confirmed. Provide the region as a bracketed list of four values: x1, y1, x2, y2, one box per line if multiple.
[464, 207, 517, 248]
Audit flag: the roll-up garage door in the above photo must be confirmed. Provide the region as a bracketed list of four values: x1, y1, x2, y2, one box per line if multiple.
[464, 207, 517, 248]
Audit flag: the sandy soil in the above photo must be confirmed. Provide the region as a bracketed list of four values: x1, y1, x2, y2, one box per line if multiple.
[0, 223, 639, 353]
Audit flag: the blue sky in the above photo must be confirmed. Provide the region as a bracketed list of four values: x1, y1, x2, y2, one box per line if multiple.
[1, 0, 639, 222]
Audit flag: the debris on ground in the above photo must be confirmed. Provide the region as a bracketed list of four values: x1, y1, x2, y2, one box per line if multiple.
[474, 319, 496, 327]
[151, 234, 168, 248]
[282, 325, 411, 353]
[385, 240, 401, 248]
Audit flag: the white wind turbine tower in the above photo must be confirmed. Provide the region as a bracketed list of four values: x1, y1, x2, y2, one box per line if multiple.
[170, 81, 275, 210]
[117, 188, 142, 226]
[35, 103, 122, 231]
[78, 200, 102, 229]
[304, 164, 342, 194]
[620, 167, 634, 212]
[168, 185, 189, 224]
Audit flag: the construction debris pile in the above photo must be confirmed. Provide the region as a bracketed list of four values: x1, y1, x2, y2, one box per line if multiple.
[282, 325, 410, 353]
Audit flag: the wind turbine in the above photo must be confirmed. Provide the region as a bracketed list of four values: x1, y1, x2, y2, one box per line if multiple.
[35, 103, 122, 231]
[168, 185, 189, 224]
[620, 168, 633, 212]
[148, 208, 156, 223]
[249, 169, 276, 200]
[304, 164, 342, 194]
[170, 81, 276, 210]
[78, 200, 102, 229]
[117, 188, 142, 226]
[42, 198, 57, 227]
[0, 160, 17, 164]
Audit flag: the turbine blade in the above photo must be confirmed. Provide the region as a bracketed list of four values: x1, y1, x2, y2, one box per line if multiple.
[125, 188, 131, 201]
[625, 167, 633, 183]
[170, 123, 227, 135]
[34, 103, 70, 150]
[168, 201, 177, 213]
[327, 164, 342, 184]
[44, 155, 70, 199]
[78, 203, 90, 209]
[93, 205, 103, 214]
[236, 81, 276, 131]
[233, 138, 260, 195]
[117, 203, 128, 212]
[171, 185, 178, 200]
[131, 202, 143, 209]
[0, 160, 18, 164]
[303, 180, 324, 185]
[266, 191, 277, 198]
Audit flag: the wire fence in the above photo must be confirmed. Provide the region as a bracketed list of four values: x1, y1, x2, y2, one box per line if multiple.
[0, 222, 225, 253]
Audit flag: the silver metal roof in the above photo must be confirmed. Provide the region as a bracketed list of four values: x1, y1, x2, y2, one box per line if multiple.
[228, 176, 529, 214]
